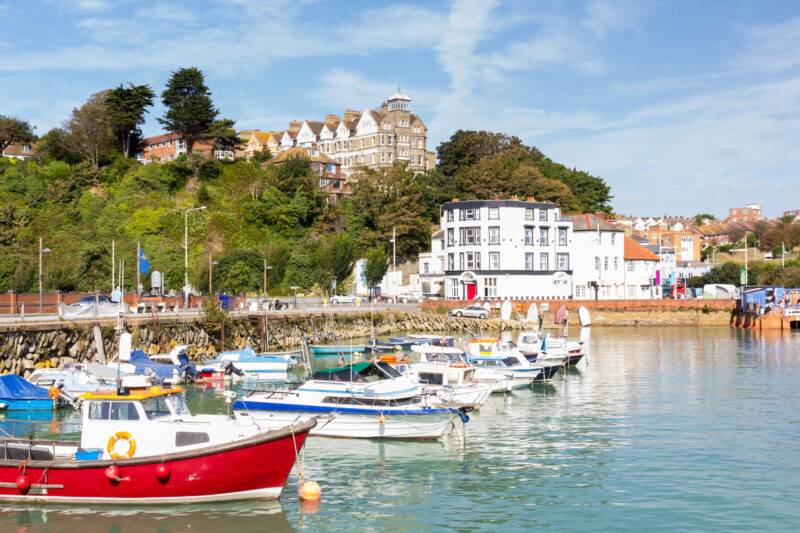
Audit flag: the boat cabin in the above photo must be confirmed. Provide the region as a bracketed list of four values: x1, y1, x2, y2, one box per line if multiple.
[310, 362, 403, 383]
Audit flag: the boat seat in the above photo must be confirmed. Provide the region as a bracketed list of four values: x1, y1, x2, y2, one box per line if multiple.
[0, 441, 55, 461]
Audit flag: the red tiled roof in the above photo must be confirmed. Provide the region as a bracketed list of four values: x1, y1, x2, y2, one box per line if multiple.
[624, 237, 661, 261]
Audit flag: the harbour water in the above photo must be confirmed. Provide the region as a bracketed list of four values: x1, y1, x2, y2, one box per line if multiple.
[1, 326, 798, 532]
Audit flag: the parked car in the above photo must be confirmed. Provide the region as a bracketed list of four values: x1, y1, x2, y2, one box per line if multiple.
[70, 295, 112, 308]
[329, 294, 358, 304]
[395, 292, 419, 303]
[449, 305, 489, 319]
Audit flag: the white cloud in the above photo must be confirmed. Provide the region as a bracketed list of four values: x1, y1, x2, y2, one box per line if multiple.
[733, 17, 800, 73]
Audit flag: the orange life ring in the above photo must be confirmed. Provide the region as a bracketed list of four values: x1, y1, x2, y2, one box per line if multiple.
[108, 431, 136, 459]
[449, 362, 470, 368]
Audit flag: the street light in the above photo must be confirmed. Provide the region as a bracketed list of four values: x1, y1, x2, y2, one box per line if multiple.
[208, 256, 218, 295]
[184, 206, 207, 307]
[38, 238, 51, 313]
[263, 261, 272, 303]
[290, 286, 299, 309]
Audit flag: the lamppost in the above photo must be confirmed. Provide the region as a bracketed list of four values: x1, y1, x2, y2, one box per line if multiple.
[38, 238, 51, 313]
[263, 261, 272, 303]
[184, 206, 207, 307]
[208, 256, 218, 295]
[390, 227, 396, 301]
[291, 286, 299, 309]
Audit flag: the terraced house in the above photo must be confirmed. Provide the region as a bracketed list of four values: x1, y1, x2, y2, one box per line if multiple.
[278, 91, 436, 177]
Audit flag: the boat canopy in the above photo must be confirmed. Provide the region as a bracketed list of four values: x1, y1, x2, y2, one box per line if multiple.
[311, 362, 402, 382]
[0, 374, 51, 400]
[80, 386, 186, 401]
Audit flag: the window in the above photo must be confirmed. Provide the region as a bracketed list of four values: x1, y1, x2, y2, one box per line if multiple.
[539, 253, 549, 270]
[463, 252, 480, 269]
[558, 228, 567, 246]
[423, 262, 429, 274]
[88, 401, 140, 420]
[539, 209, 547, 221]
[489, 207, 499, 219]
[614, 257, 619, 270]
[611, 233, 616, 245]
[460, 208, 478, 221]
[460, 227, 480, 245]
[595, 257, 600, 270]
[489, 252, 500, 270]
[525, 227, 534, 245]
[525, 253, 534, 270]
[743, 209, 749, 214]
[388, 136, 393, 145]
[142, 397, 171, 419]
[604, 257, 609, 270]
[488, 227, 500, 245]
[576, 284, 586, 298]
[380, 135, 385, 145]
[525, 208, 533, 220]
[388, 153, 392, 162]
[447, 254, 454, 270]
[447, 228, 454, 246]
[627, 285, 637, 298]
[540, 228, 548, 246]
[23, 145, 30, 152]
[484, 277, 497, 297]
[557, 253, 569, 270]
[381, 152, 385, 163]
[627, 262, 635, 272]
[447, 210, 454, 222]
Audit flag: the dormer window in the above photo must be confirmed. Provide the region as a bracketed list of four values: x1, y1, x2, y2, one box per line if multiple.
[23, 145, 31, 152]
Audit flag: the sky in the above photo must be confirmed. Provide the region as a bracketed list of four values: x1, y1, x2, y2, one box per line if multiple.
[1, 0, 799, 219]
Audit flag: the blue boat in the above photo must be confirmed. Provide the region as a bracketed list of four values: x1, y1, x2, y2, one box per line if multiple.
[308, 344, 367, 356]
[0, 375, 62, 411]
[201, 346, 294, 375]
[378, 338, 417, 349]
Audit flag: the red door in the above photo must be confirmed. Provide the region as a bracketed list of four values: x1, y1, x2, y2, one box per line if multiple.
[466, 283, 476, 300]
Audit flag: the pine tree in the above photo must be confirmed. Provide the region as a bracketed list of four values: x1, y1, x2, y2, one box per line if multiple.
[158, 67, 218, 153]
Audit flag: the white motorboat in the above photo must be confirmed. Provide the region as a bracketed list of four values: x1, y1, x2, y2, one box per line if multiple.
[27, 362, 125, 403]
[199, 346, 294, 380]
[465, 339, 547, 386]
[106, 345, 198, 385]
[388, 358, 491, 409]
[515, 330, 586, 366]
[232, 362, 466, 439]
[411, 345, 515, 393]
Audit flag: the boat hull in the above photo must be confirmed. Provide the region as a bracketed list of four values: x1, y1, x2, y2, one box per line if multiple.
[0, 398, 58, 411]
[308, 345, 366, 355]
[235, 406, 453, 439]
[0, 421, 314, 504]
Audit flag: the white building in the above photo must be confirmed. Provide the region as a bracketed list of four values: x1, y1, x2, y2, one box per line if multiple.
[564, 214, 625, 300]
[441, 199, 573, 300]
[415, 228, 445, 297]
[623, 237, 662, 299]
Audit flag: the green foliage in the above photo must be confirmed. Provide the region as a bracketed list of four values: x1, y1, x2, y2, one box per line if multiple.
[283, 250, 314, 291]
[694, 213, 715, 226]
[203, 299, 229, 326]
[436, 129, 611, 214]
[105, 84, 155, 158]
[158, 67, 218, 153]
[0, 115, 37, 152]
[223, 261, 253, 295]
[313, 233, 355, 288]
[364, 246, 389, 292]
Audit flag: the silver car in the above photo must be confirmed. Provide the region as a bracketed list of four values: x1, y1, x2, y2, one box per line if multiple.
[449, 305, 489, 319]
[329, 294, 358, 304]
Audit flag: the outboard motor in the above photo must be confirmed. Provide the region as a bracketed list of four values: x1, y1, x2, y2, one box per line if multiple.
[177, 351, 198, 382]
[221, 359, 244, 377]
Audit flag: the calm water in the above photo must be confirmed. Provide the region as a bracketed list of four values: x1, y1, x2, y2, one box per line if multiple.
[1, 326, 799, 532]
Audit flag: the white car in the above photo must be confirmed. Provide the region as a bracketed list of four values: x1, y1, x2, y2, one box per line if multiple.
[329, 294, 358, 304]
[396, 292, 419, 303]
[449, 305, 489, 319]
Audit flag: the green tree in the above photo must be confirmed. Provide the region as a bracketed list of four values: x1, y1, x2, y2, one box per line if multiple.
[694, 213, 715, 226]
[208, 118, 242, 157]
[36, 128, 81, 164]
[105, 83, 155, 158]
[313, 233, 355, 288]
[0, 115, 37, 153]
[222, 260, 253, 295]
[63, 91, 116, 169]
[364, 246, 389, 297]
[159, 67, 218, 153]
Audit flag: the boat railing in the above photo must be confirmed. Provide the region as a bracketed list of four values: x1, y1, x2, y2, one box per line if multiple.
[0, 417, 83, 441]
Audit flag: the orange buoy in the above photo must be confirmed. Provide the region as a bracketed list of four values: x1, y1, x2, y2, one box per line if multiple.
[299, 481, 321, 500]
[379, 414, 386, 424]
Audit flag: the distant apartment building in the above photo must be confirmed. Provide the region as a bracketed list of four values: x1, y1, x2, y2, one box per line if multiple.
[632, 227, 701, 262]
[2, 142, 37, 160]
[727, 203, 762, 223]
[277, 91, 436, 177]
[244, 130, 281, 159]
[136, 133, 232, 163]
[783, 209, 800, 218]
[265, 146, 347, 203]
[623, 237, 661, 299]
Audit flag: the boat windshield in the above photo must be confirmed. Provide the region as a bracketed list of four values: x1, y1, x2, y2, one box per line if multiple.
[141, 396, 172, 419]
[168, 394, 191, 416]
[376, 362, 402, 378]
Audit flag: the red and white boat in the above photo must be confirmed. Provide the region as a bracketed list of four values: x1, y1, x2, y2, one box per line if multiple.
[0, 381, 315, 504]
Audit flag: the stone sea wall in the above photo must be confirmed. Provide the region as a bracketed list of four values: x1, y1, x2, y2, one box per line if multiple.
[0, 309, 733, 377]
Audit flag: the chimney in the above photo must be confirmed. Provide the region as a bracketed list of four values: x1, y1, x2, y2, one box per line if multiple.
[289, 120, 302, 132]
[526, 196, 535, 202]
[325, 114, 340, 124]
[381, 101, 389, 112]
[452, 198, 459, 202]
[510, 195, 518, 201]
[344, 109, 362, 122]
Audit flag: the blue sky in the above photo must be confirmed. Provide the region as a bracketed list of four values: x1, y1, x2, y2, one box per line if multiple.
[1, 0, 799, 219]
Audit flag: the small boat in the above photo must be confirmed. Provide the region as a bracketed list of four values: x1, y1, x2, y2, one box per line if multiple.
[578, 305, 592, 326]
[27, 362, 121, 398]
[233, 362, 466, 439]
[406, 335, 455, 347]
[200, 346, 294, 378]
[0, 375, 64, 411]
[387, 357, 491, 409]
[0, 380, 315, 504]
[465, 339, 547, 386]
[515, 331, 586, 366]
[372, 338, 416, 349]
[411, 345, 513, 393]
[308, 344, 366, 356]
[107, 345, 198, 385]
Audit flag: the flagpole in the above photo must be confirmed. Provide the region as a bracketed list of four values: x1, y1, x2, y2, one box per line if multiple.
[137, 242, 141, 297]
[111, 239, 115, 293]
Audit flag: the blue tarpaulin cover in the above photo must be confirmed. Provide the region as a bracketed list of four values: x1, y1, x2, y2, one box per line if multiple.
[128, 350, 195, 379]
[0, 374, 51, 400]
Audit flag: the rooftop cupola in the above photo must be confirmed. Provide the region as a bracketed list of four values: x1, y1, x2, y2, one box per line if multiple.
[387, 88, 410, 111]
